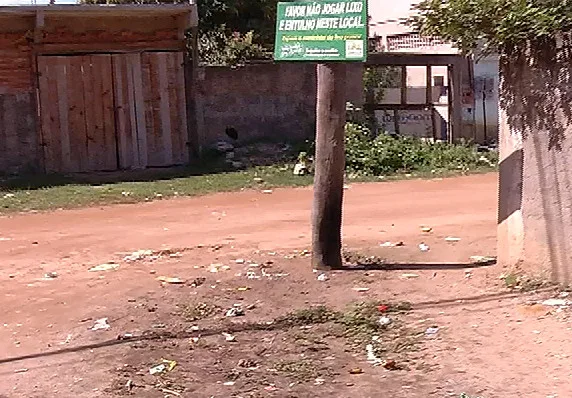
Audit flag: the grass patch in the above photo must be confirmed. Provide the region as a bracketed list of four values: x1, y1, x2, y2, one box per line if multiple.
[272, 301, 418, 363]
[179, 302, 220, 321]
[273, 359, 323, 382]
[0, 128, 497, 213]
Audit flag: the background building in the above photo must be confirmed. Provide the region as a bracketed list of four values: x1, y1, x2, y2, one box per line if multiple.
[367, 0, 499, 143]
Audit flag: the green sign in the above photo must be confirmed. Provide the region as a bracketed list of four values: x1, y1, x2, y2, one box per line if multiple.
[274, 0, 368, 62]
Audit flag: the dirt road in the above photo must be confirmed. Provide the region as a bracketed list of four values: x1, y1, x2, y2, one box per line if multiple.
[1, 173, 564, 398]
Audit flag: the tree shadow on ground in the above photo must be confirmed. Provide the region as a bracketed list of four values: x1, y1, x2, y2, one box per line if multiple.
[338, 260, 496, 271]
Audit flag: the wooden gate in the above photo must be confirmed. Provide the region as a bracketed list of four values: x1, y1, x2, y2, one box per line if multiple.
[38, 52, 188, 173]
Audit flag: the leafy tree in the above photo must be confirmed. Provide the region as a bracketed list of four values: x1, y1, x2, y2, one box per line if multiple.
[83, 0, 286, 65]
[411, 0, 571, 55]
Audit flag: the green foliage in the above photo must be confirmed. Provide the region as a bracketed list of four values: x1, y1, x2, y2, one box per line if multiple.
[412, 0, 572, 54]
[199, 27, 267, 66]
[344, 123, 498, 176]
[82, 0, 281, 64]
[363, 66, 401, 103]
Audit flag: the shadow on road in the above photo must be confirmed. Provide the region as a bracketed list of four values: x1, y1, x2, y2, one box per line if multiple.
[0, 280, 555, 368]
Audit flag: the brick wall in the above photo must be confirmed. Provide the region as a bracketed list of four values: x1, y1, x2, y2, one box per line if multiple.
[0, 33, 33, 94]
[197, 63, 364, 146]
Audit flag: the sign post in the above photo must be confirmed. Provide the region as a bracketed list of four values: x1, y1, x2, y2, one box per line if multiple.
[274, 0, 368, 270]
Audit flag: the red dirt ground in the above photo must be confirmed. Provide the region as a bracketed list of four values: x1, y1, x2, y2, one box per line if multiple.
[0, 173, 569, 398]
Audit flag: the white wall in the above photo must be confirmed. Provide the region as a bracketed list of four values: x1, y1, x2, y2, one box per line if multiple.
[473, 56, 500, 143]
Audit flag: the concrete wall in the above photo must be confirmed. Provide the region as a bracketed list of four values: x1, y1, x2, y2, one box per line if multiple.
[473, 56, 500, 144]
[196, 63, 364, 146]
[498, 44, 572, 283]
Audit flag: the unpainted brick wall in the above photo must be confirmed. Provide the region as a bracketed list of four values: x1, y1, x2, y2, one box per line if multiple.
[0, 33, 33, 94]
[0, 32, 37, 174]
[197, 63, 364, 145]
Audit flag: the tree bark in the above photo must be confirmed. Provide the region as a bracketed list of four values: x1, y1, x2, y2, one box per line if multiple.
[312, 63, 347, 270]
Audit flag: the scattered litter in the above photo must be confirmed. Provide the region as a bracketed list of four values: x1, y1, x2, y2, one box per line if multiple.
[445, 237, 461, 242]
[378, 305, 389, 313]
[14, 368, 28, 374]
[382, 359, 399, 370]
[0, 237, 11, 241]
[209, 263, 231, 273]
[191, 277, 206, 287]
[88, 263, 119, 272]
[222, 332, 236, 342]
[61, 334, 73, 344]
[401, 273, 420, 279]
[189, 325, 200, 332]
[542, 299, 570, 307]
[264, 385, 279, 392]
[124, 250, 155, 262]
[149, 359, 177, 375]
[379, 316, 392, 327]
[420, 227, 433, 233]
[118, 333, 133, 340]
[237, 286, 250, 291]
[418, 243, 430, 252]
[237, 359, 258, 369]
[90, 318, 110, 331]
[366, 344, 382, 365]
[425, 326, 439, 336]
[44, 272, 58, 279]
[353, 287, 370, 292]
[470, 255, 496, 263]
[235, 259, 246, 264]
[225, 307, 245, 317]
[152, 324, 166, 329]
[223, 381, 236, 386]
[317, 273, 329, 282]
[125, 380, 133, 392]
[349, 368, 363, 374]
[262, 189, 273, 194]
[314, 378, 326, 385]
[380, 241, 404, 247]
[253, 177, 264, 184]
[157, 276, 186, 285]
[465, 270, 473, 279]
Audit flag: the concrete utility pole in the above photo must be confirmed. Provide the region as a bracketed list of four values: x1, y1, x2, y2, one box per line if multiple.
[311, 63, 347, 270]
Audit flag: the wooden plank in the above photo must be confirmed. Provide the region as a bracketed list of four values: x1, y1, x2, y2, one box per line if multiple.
[174, 51, 189, 164]
[98, 55, 117, 170]
[34, 40, 186, 55]
[142, 52, 161, 167]
[113, 54, 131, 169]
[56, 57, 72, 171]
[131, 53, 148, 168]
[67, 55, 88, 172]
[82, 55, 100, 171]
[125, 54, 141, 169]
[156, 52, 173, 165]
[38, 56, 63, 173]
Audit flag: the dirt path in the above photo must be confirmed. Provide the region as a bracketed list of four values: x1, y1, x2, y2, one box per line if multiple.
[1, 173, 566, 398]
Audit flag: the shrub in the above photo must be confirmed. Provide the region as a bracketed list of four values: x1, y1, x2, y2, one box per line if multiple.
[344, 123, 498, 176]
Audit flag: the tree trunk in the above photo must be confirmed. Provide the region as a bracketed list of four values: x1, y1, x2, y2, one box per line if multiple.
[312, 63, 347, 271]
